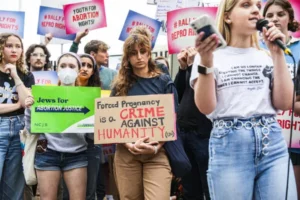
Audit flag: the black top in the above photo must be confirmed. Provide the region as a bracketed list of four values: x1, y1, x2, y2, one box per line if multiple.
[174, 67, 212, 136]
[111, 73, 178, 112]
[0, 70, 35, 116]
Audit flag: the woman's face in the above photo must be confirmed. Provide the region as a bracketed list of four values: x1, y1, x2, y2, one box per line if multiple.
[128, 44, 150, 70]
[227, 0, 262, 36]
[3, 36, 22, 64]
[79, 57, 94, 80]
[57, 56, 79, 73]
[265, 4, 290, 33]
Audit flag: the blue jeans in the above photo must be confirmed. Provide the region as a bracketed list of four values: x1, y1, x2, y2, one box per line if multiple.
[179, 128, 210, 200]
[208, 116, 297, 200]
[0, 115, 25, 200]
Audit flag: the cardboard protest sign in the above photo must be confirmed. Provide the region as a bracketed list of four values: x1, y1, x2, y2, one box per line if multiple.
[37, 6, 76, 40]
[63, 0, 107, 34]
[0, 10, 25, 38]
[94, 94, 176, 144]
[31, 86, 100, 133]
[119, 10, 162, 49]
[167, 7, 218, 54]
[32, 71, 58, 86]
[277, 110, 300, 148]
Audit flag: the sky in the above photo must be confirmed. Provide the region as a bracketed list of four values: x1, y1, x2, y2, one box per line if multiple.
[3, 0, 166, 67]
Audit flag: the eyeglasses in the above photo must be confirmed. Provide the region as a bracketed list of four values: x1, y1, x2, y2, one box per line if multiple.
[31, 53, 46, 58]
[82, 62, 93, 68]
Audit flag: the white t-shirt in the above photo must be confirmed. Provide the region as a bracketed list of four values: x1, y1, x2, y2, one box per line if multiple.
[190, 46, 277, 120]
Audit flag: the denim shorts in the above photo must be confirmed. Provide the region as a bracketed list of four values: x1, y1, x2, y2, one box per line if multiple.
[35, 148, 88, 171]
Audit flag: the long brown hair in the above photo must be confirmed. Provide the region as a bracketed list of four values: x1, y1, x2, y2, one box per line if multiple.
[0, 33, 27, 74]
[112, 34, 160, 96]
[263, 0, 299, 32]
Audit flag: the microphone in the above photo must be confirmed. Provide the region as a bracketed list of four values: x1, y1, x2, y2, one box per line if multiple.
[256, 19, 292, 56]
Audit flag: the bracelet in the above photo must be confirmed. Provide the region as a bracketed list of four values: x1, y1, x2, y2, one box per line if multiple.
[153, 146, 158, 155]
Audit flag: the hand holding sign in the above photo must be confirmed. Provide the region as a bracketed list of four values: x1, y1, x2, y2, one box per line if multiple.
[125, 137, 159, 155]
[74, 29, 89, 43]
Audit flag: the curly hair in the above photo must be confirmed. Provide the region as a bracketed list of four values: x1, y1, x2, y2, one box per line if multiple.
[78, 54, 101, 87]
[263, 0, 299, 32]
[0, 33, 27, 74]
[112, 34, 160, 96]
[25, 44, 51, 70]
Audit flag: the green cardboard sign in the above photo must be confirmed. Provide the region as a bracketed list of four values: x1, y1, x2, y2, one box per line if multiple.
[31, 86, 101, 133]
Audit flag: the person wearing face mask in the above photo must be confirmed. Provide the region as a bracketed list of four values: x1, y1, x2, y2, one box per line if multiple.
[62, 54, 102, 200]
[0, 33, 34, 200]
[25, 52, 88, 200]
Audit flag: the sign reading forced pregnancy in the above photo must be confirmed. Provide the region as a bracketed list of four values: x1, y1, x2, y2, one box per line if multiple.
[94, 94, 176, 144]
[63, 0, 107, 34]
[31, 86, 100, 133]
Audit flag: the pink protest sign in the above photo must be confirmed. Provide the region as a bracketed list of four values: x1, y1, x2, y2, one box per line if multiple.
[290, 0, 300, 38]
[63, 0, 107, 34]
[167, 7, 218, 54]
[277, 110, 300, 148]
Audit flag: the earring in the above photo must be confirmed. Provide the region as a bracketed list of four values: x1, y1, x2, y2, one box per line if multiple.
[226, 20, 231, 24]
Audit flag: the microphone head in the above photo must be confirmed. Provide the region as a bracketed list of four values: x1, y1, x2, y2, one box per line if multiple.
[256, 19, 269, 31]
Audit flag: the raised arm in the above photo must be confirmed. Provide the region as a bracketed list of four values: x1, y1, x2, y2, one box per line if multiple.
[192, 32, 218, 115]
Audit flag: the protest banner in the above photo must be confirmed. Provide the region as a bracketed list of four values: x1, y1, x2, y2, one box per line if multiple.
[31, 86, 101, 133]
[37, 6, 76, 40]
[155, 0, 179, 34]
[119, 10, 162, 49]
[0, 10, 25, 38]
[63, 0, 107, 34]
[32, 71, 59, 86]
[167, 7, 218, 54]
[277, 110, 300, 148]
[94, 94, 176, 144]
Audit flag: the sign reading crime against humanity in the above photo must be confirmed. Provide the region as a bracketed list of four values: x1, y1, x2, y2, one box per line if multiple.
[277, 110, 300, 148]
[37, 6, 76, 41]
[32, 71, 59, 86]
[167, 7, 218, 54]
[94, 94, 176, 144]
[31, 86, 101, 133]
[119, 10, 162, 49]
[0, 10, 25, 38]
[63, 0, 107, 34]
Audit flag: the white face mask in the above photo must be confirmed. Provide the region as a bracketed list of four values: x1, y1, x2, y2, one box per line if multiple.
[57, 68, 78, 85]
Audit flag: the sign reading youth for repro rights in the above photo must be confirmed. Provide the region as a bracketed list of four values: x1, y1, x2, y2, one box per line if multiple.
[119, 10, 162, 49]
[63, 0, 107, 34]
[37, 6, 76, 40]
[0, 10, 24, 38]
[94, 94, 176, 144]
[31, 86, 101, 133]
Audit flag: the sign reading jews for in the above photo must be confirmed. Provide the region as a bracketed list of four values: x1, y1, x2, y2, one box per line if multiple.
[0, 10, 25, 38]
[37, 6, 76, 40]
[31, 86, 100, 133]
[94, 94, 176, 144]
[63, 0, 107, 34]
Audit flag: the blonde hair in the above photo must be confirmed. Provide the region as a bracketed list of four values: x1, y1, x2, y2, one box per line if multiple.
[112, 34, 160, 96]
[0, 33, 27, 74]
[216, 0, 260, 49]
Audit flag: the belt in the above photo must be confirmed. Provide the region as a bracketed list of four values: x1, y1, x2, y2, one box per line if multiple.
[213, 116, 276, 130]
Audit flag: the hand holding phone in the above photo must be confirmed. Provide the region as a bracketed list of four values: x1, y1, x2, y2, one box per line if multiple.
[190, 15, 226, 50]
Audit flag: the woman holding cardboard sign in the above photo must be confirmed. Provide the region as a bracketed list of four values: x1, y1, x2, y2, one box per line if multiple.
[111, 33, 179, 200]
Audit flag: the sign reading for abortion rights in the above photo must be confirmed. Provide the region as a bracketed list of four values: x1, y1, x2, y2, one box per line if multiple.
[119, 10, 162, 49]
[94, 94, 176, 144]
[0, 10, 25, 38]
[63, 0, 107, 34]
[37, 6, 76, 40]
[167, 7, 218, 54]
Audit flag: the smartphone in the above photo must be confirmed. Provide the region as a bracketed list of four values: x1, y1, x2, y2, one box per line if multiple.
[190, 15, 227, 49]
